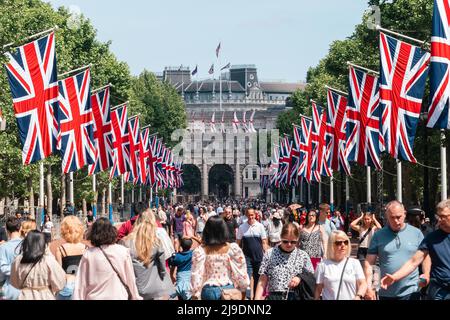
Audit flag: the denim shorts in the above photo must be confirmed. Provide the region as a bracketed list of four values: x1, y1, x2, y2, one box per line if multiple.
[201, 284, 234, 300]
[57, 281, 75, 300]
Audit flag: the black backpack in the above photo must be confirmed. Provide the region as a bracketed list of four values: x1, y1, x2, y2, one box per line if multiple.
[295, 271, 316, 300]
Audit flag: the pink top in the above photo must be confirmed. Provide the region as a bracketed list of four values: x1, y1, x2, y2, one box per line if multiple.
[72, 244, 142, 300]
[191, 242, 250, 298]
[183, 221, 195, 238]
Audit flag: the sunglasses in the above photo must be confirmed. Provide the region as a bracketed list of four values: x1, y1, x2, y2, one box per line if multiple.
[334, 240, 349, 246]
[281, 240, 298, 245]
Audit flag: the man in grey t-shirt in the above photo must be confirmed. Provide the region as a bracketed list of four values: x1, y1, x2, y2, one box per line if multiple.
[364, 200, 430, 300]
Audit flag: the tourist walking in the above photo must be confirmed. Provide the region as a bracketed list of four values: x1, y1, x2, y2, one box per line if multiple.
[10, 230, 66, 300]
[267, 210, 283, 247]
[121, 209, 175, 300]
[222, 206, 239, 242]
[237, 208, 268, 298]
[55, 216, 88, 300]
[169, 238, 194, 300]
[299, 209, 327, 270]
[350, 212, 382, 265]
[314, 230, 367, 300]
[41, 214, 54, 243]
[0, 217, 22, 300]
[363, 200, 430, 300]
[381, 199, 450, 300]
[255, 223, 314, 300]
[73, 217, 141, 300]
[191, 215, 250, 300]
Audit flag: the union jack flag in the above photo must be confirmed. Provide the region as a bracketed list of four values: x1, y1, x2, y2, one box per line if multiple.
[57, 69, 95, 173]
[4, 32, 59, 165]
[428, 0, 450, 129]
[138, 127, 150, 185]
[110, 104, 130, 178]
[296, 118, 320, 183]
[325, 88, 351, 175]
[88, 86, 112, 175]
[210, 111, 217, 133]
[232, 111, 239, 133]
[379, 32, 430, 163]
[346, 66, 384, 169]
[147, 135, 159, 186]
[270, 145, 280, 188]
[124, 116, 141, 184]
[311, 102, 332, 178]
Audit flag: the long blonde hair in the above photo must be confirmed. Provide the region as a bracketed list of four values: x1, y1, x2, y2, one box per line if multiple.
[130, 209, 160, 267]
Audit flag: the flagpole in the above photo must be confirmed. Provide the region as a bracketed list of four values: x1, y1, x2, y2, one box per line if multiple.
[396, 160, 402, 202]
[441, 130, 447, 200]
[367, 166, 371, 204]
[69, 171, 74, 209]
[308, 183, 311, 206]
[139, 186, 142, 203]
[131, 186, 134, 217]
[108, 181, 113, 221]
[150, 186, 153, 208]
[345, 176, 350, 229]
[3, 26, 58, 49]
[318, 181, 322, 203]
[346, 61, 379, 75]
[299, 177, 303, 204]
[376, 25, 427, 46]
[92, 174, 97, 218]
[121, 175, 124, 220]
[38, 162, 45, 227]
[330, 175, 334, 211]
[58, 64, 92, 79]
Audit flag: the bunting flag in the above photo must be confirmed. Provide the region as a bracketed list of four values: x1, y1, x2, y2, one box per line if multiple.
[210, 111, 217, 133]
[346, 66, 383, 169]
[148, 135, 159, 186]
[109, 104, 130, 178]
[325, 88, 351, 175]
[311, 102, 332, 178]
[191, 65, 198, 76]
[138, 127, 150, 185]
[57, 69, 95, 173]
[232, 111, 240, 133]
[124, 116, 141, 184]
[298, 117, 320, 183]
[216, 42, 221, 58]
[4, 32, 59, 165]
[428, 0, 450, 129]
[88, 86, 112, 175]
[289, 131, 301, 187]
[379, 32, 430, 163]
[248, 109, 257, 133]
[242, 111, 248, 132]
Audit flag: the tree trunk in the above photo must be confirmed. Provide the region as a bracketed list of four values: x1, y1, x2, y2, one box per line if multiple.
[60, 174, 66, 217]
[82, 198, 87, 217]
[46, 164, 52, 219]
[28, 177, 35, 217]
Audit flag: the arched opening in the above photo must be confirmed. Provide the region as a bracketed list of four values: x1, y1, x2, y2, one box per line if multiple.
[178, 164, 201, 195]
[209, 164, 234, 200]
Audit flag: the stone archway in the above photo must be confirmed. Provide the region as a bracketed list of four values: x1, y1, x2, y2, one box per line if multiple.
[208, 164, 234, 200]
[178, 164, 201, 195]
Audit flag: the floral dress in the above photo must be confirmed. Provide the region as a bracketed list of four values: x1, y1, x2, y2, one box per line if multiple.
[299, 227, 323, 259]
[190, 242, 250, 299]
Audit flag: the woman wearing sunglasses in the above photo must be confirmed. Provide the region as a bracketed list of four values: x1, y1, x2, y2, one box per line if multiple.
[254, 223, 313, 300]
[314, 230, 367, 300]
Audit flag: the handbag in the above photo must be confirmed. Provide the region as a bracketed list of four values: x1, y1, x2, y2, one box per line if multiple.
[100, 247, 133, 300]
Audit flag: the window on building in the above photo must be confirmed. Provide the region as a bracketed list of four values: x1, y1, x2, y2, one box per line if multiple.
[253, 168, 257, 180]
[245, 187, 249, 198]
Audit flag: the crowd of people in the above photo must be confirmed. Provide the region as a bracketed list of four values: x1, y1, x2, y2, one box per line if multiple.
[0, 197, 448, 300]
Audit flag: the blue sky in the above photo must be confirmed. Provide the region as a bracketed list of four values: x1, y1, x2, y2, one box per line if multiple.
[47, 0, 370, 82]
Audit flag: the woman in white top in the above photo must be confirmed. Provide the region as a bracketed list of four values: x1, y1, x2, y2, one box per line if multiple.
[267, 211, 283, 247]
[314, 230, 367, 300]
[350, 212, 381, 264]
[191, 215, 249, 300]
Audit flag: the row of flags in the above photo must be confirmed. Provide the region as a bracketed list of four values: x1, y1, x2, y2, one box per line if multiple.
[3, 31, 183, 189]
[189, 110, 257, 133]
[262, 0, 450, 189]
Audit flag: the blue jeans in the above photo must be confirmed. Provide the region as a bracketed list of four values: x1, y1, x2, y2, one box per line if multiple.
[56, 281, 75, 300]
[245, 257, 261, 298]
[201, 284, 234, 300]
[379, 292, 421, 300]
[427, 281, 450, 300]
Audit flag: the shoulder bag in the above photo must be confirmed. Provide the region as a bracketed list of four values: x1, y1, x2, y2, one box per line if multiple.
[358, 227, 373, 245]
[336, 257, 349, 300]
[100, 247, 133, 300]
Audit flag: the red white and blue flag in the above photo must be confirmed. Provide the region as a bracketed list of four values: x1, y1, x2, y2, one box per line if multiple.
[311, 102, 332, 178]
[88, 86, 112, 175]
[138, 127, 150, 185]
[379, 32, 430, 163]
[428, 0, 450, 129]
[346, 66, 384, 169]
[110, 104, 130, 178]
[147, 135, 159, 186]
[297, 117, 319, 183]
[325, 88, 351, 175]
[4, 32, 59, 165]
[57, 69, 95, 173]
[124, 116, 141, 184]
